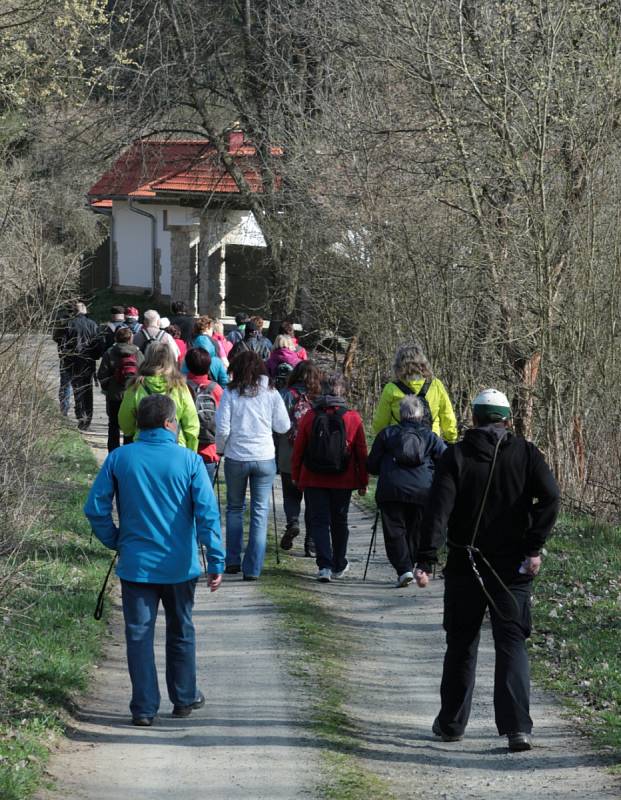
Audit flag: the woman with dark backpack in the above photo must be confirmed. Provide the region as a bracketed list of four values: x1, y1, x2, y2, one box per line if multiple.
[185, 348, 223, 483]
[291, 372, 368, 582]
[97, 326, 144, 451]
[277, 361, 323, 556]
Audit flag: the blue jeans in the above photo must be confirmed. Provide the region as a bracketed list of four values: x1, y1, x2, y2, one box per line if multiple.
[59, 360, 72, 416]
[224, 458, 276, 577]
[305, 487, 352, 571]
[203, 460, 217, 484]
[120, 578, 198, 719]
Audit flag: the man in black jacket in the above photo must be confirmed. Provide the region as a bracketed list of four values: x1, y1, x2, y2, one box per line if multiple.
[415, 388, 560, 752]
[169, 301, 196, 346]
[61, 301, 100, 430]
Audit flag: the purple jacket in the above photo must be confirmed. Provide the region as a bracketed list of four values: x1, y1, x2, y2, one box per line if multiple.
[266, 347, 302, 377]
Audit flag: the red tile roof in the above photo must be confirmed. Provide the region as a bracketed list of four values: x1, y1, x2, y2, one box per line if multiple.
[87, 138, 282, 202]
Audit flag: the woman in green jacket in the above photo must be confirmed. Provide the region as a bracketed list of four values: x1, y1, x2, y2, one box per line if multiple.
[372, 343, 458, 443]
[119, 343, 200, 451]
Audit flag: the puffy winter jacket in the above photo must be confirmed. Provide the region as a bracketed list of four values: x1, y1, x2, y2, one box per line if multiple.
[266, 347, 303, 378]
[372, 377, 458, 442]
[118, 375, 200, 451]
[367, 421, 446, 504]
[84, 426, 224, 583]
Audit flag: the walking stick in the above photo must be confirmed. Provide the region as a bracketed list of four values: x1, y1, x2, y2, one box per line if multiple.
[271, 484, 280, 565]
[363, 509, 381, 581]
[213, 460, 222, 515]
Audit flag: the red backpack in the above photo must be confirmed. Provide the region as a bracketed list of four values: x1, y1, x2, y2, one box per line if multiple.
[114, 352, 139, 387]
[287, 388, 313, 444]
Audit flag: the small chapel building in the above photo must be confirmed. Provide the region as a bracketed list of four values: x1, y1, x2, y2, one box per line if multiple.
[86, 132, 280, 318]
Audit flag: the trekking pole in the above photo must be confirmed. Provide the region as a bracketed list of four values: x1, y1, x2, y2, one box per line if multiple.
[201, 544, 208, 577]
[271, 484, 280, 565]
[363, 509, 380, 581]
[213, 460, 222, 515]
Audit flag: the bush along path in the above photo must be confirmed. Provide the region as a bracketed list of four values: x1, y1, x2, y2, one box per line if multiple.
[268, 500, 620, 800]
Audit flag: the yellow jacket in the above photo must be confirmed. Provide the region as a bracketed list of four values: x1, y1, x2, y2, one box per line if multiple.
[118, 376, 200, 451]
[372, 378, 458, 443]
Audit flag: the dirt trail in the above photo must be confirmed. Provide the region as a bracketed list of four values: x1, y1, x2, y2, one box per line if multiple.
[306, 502, 620, 799]
[36, 340, 318, 800]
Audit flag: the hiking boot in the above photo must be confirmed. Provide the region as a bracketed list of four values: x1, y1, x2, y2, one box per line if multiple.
[242, 575, 258, 582]
[507, 732, 532, 752]
[224, 564, 241, 574]
[432, 716, 463, 742]
[398, 571, 414, 588]
[317, 568, 332, 582]
[172, 691, 205, 718]
[280, 525, 300, 551]
[77, 418, 91, 431]
[304, 535, 316, 558]
[132, 716, 154, 727]
[332, 563, 350, 579]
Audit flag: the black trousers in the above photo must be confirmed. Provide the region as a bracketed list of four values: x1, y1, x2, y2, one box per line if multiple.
[305, 487, 352, 572]
[71, 367, 94, 424]
[105, 396, 122, 452]
[439, 571, 533, 737]
[379, 501, 423, 576]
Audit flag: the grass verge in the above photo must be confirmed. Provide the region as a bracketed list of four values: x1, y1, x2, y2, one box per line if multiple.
[530, 514, 621, 769]
[260, 553, 397, 800]
[0, 427, 111, 800]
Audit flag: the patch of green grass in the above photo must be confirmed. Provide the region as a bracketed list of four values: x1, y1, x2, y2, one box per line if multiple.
[261, 554, 397, 800]
[85, 287, 170, 323]
[530, 514, 621, 768]
[0, 428, 112, 799]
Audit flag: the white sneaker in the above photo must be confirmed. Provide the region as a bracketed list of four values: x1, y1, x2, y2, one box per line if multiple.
[317, 568, 332, 582]
[332, 563, 350, 579]
[398, 571, 414, 587]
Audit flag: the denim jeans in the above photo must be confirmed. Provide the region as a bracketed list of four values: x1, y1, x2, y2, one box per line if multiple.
[224, 458, 276, 577]
[59, 360, 72, 416]
[120, 578, 198, 719]
[305, 487, 352, 572]
[203, 460, 217, 484]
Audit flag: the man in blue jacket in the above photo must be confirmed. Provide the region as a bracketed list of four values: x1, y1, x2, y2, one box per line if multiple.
[84, 394, 224, 727]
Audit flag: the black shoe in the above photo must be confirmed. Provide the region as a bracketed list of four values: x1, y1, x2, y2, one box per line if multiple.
[242, 574, 258, 581]
[280, 525, 299, 551]
[132, 716, 154, 727]
[172, 691, 205, 718]
[304, 535, 316, 558]
[507, 732, 532, 752]
[224, 564, 241, 574]
[432, 716, 463, 742]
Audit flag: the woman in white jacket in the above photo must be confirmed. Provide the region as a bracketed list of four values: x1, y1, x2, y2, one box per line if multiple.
[215, 351, 290, 579]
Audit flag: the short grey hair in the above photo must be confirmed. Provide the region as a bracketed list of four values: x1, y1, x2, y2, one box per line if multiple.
[136, 394, 176, 429]
[143, 309, 160, 327]
[322, 371, 348, 398]
[400, 395, 425, 422]
[393, 343, 433, 381]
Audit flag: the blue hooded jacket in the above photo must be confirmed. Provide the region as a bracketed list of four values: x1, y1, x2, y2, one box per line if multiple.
[367, 421, 447, 505]
[84, 427, 224, 582]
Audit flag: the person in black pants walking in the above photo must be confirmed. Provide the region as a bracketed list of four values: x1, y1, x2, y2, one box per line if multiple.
[62, 302, 100, 430]
[97, 326, 144, 451]
[367, 395, 446, 587]
[415, 388, 560, 752]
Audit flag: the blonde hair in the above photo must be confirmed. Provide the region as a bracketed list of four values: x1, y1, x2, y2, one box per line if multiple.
[213, 319, 224, 335]
[273, 334, 294, 350]
[393, 343, 433, 381]
[131, 343, 186, 391]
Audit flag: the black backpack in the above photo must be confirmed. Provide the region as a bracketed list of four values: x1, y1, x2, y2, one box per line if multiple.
[140, 328, 165, 354]
[392, 379, 433, 428]
[187, 379, 218, 446]
[274, 361, 294, 389]
[304, 407, 350, 474]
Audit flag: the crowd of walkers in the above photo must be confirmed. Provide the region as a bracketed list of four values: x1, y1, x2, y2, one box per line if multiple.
[75, 298, 560, 753]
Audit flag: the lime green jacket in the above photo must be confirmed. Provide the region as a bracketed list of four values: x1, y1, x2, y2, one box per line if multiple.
[118, 376, 200, 451]
[372, 377, 458, 443]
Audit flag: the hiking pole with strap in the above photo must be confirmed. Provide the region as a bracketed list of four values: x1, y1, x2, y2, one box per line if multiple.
[271, 484, 280, 565]
[363, 509, 381, 581]
[94, 553, 118, 620]
[213, 460, 222, 515]
[447, 433, 520, 622]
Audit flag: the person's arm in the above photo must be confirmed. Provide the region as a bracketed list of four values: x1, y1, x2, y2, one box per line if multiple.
[272, 390, 291, 435]
[351, 413, 369, 489]
[366, 432, 385, 475]
[97, 351, 113, 391]
[118, 387, 138, 437]
[416, 449, 457, 577]
[372, 385, 393, 435]
[524, 444, 561, 557]
[179, 386, 200, 451]
[436, 380, 458, 444]
[291, 410, 311, 482]
[83, 456, 119, 549]
[215, 388, 232, 454]
[191, 455, 225, 576]
[429, 432, 448, 463]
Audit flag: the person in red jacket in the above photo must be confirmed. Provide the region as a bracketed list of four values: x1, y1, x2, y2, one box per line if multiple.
[185, 348, 223, 483]
[291, 371, 368, 582]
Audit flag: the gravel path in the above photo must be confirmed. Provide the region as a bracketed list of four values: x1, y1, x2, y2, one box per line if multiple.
[36, 340, 318, 800]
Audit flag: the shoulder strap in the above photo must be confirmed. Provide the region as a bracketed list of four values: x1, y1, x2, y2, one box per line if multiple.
[205, 381, 217, 394]
[155, 329, 165, 342]
[417, 378, 432, 399]
[143, 329, 153, 342]
[394, 380, 414, 396]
